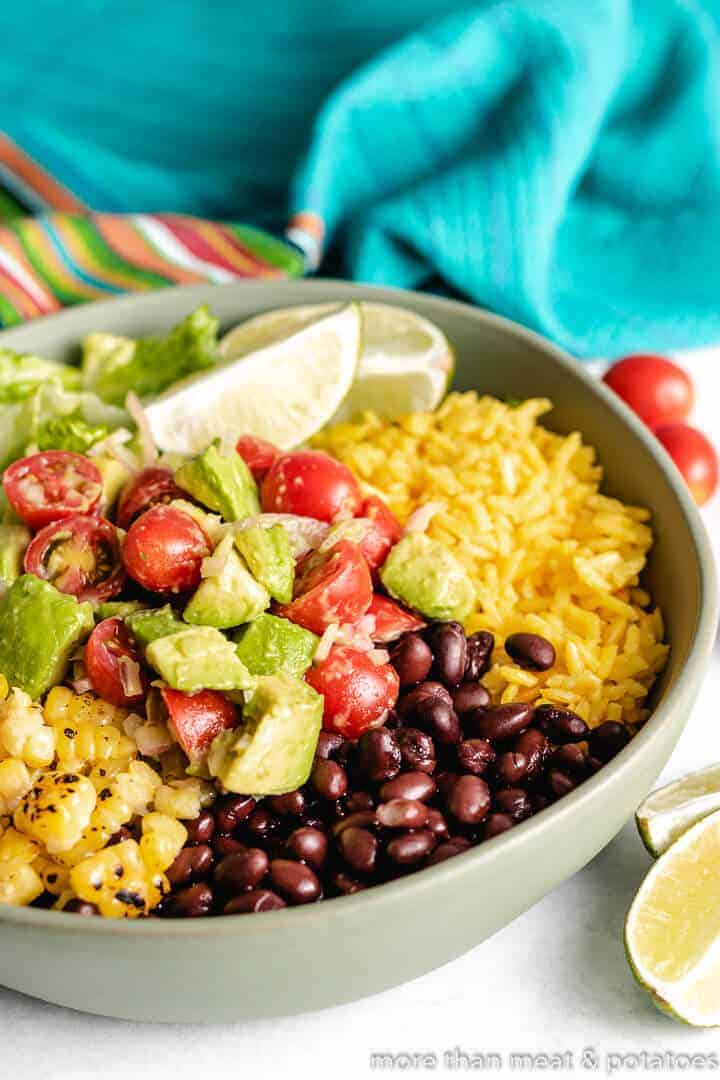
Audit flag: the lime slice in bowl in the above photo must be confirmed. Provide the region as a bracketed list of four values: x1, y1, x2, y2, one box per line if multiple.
[220, 301, 453, 422]
[145, 304, 361, 455]
[636, 764, 720, 857]
[625, 808, 720, 1026]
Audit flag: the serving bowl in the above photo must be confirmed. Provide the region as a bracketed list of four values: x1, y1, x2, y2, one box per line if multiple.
[0, 280, 716, 1023]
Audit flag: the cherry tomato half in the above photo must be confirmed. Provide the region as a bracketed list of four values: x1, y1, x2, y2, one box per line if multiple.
[603, 354, 694, 430]
[4, 450, 103, 530]
[235, 434, 280, 482]
[261, 450, 362, 523]
[655, 423, 718, 506]
[277, 540, 373, 634]
[86, 617, 149, 707]
[160, 687, 238, 762]
[306, 645, 400, 739]
[359, 496, 403, 572]
[116, 466, 186, 530]
[368, 594, 426, 643]
[123, 505, 211, 593]
[24, 514, 125, 603]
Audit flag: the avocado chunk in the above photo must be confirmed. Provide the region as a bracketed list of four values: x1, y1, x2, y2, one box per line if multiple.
[234, 613, 318, 677]
[96, 600, 147, 622]
[208, 673, 322, 795]
[125, 604, 184, 653]
[0, 575, 94, 699]
[234, 524, 294, 604]
[146, 626, 254, 694]
[380, 532, 475, 622]
[167, 499, 226, 546]
[174, 442, 259, 522]
[183, 534, 269, 629]
[94, 455, 132, 514]
[0, 524, 31, 585]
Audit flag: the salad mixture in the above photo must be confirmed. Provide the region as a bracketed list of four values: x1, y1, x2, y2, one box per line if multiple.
[0, 303, 668, 918]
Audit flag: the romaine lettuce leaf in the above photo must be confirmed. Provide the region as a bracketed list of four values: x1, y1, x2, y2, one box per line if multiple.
[0, 348, 82, 404]
[82, 306, 219, 405]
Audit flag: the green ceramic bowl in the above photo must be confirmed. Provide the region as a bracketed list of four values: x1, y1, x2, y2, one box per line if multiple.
[0, 281, 716, 1023]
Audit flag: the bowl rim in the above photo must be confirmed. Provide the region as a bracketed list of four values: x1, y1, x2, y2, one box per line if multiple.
[0, 278, 716, 937]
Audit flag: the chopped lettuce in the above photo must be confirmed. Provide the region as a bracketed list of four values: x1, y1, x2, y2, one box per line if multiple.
[0, 348, 82, 404]
[36, 416, 110, 454]
[82, 306, 220, 405]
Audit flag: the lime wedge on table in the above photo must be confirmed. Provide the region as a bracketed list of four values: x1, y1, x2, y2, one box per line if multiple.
[625, 808, 720, 1026]
[145, 304, 361, 455]
[636, 765, 720, 857]
[220, 301, 454, 422]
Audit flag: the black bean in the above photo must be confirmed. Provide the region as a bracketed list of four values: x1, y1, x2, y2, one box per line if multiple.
[451, 682, 491, 715]
[426, 808, 450, 839]
[435, 771, 460, 799]
[483, 813, 514, 839]
[428, 622, 467, 687]
[414, 698, 461, 744]
[354, 727, 401, 783]
[588, 721, 630, 763]
[64, 899, 98, 915]
[215, 849, 269, 895]
[184, 810, 215, 846]
[534, 704, 588, 743]
[456, 738, 495, 776]
[505, 632, 556, 671]
[166, 882, 214, 917]
[390, 634, 433, 686]
[548, 769, 576, 798]
[166, 844, 214, 887]
[395, 727, 436, 774]
[286, 826, 328, 870]
[493, 787, 532, 821]
[108, 826, 135, 847]
[269, 859, 322, 904]
[268, 790, 306, 816]
[338, 827, 378, 876]
[530, 793, 550, 814]
[224, 889, 286, 915]
[244, 807, 281, 839]
[464, 631, 494, 680]
[311, 758, 348, 800]
[446, 775, 491, 824]
[332, 872, 367, 895]
[587, 755, 605, 774]
[426, 840, 469, 866]
[315, 731, 345, 760]
[332, 810, 377, 836]
[344, 790, 376, 813]
[397, 681, 453, 722]
[550, 743, 588, 777]
[212, 833, 247, 858]
[214, 795, 256, 833]
[513, 729, 549, 777]
[494, 750, 529, 785]
[380, 772, 437, 803]
[468, 702, 534, 741]
[377, 799, 429, 829]
[386, 829, 435, 865]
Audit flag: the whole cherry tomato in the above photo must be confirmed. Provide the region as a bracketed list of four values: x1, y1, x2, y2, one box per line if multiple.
[123, 505, 211, 593]
[116, 467, 186, 529]
[358, 496, 403, 572]
[86, 617, 148, 707]
[160, 687, 238, 762]
[4, 450, 102, 529]
[655, 423, 718, 506]
[261, 450, 362, 522]
[24, 514, 125, 603]
[603, 354, 694, 430]
[306, 645, 400, 738]
[235, 434, 280, 482]
[277, 540, 373, 634]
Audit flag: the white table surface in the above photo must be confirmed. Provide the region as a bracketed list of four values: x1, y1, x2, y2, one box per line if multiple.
[6, 351, 720, 1080]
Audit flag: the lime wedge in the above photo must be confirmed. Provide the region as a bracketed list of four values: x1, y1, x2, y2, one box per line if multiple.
[145, 304, 361, 455]
[636, 765, 720, 857]
[626, 808, 720, 1026]
[220, 301, 453, 422]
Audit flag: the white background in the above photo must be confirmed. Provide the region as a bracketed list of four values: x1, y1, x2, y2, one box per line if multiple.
[5, 351, 720, 1080]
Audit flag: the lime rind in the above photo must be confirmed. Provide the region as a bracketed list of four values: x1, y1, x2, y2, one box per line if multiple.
[635, 764, 720, 857]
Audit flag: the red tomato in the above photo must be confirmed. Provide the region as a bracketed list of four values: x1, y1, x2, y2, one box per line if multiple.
[603, 354, 694, 430]
[368, 595, 426, 643]
[4, 450, 103, 529]
[86, 617, 148, 707]
[306, 645, 400, 739]
[116, 467, 186, 530]
[655, 423, 718, 506]
[359, 496, 403, 571]
[160, 687, 238, 762]
[24, 514, 125, 603]
[123, 505, 211, 593]
[235, 434, 280, 482]
[277, 540, 373, 634]
[261, 450, 362, 522]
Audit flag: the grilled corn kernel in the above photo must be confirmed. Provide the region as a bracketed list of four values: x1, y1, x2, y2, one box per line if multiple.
[33, 854, 70, 896]
[0, 863, 43, 906]
[140, 813, 187, 874]
[54, 826, 113, 868]
[114, 761, 162, 815]
[69, 840, 161, 918]
[154, 781, 203, 820]
[0, 689, 56, 767]
[0, 759, 34, 815]
[0, 827, 40, 875]
[14, 771, 97, 854]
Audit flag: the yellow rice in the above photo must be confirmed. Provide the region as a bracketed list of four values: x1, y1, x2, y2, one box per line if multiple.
[314, 392, 669, 731]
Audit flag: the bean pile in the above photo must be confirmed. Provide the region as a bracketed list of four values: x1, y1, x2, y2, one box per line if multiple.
[145, 623, 630, 917]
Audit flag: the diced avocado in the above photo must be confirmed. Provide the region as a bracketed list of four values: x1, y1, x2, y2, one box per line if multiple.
[126, 604, 184, 653]
[0, 575, 94, 699]
[0, 524, 31, 585]
[146, 626, 254, 694]
[94, 455, 131, 514]
[0, 488, 22, 526]
[208, 673, 322, 795]
[183, 534, 269, 629]
[380, 532, 475, 622]
[174, 442, 259, 522]
[96, 600, 147, 622]
[234, 524, 294, 604]
[234, 613, 318, 677]
[168, 499, 226, 546]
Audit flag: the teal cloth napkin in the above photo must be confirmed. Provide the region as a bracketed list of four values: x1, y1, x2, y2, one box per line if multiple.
[293, 0, 720, 356]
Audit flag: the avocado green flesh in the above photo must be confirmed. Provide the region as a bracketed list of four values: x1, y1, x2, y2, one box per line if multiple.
[175, 443, 259, 522]
[380, 532, 475, 622]
[0, 575, 94, 699]
[146, 626, 254, 694]
[97, 600, 147, 622]
[0, 524, 31, 584]
[184, 535, 269, 629]
[235, 524, 294, 604]
[208, 674, 322, 795]
[125, 605, 184, 652]
[234, 613, 318, 677]
[94, 455, 131, 513]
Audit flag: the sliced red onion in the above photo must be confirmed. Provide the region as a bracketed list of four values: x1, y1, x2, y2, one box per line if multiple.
[318, 517, 373, 553]
[118, 655, 143, 698]
[89, 427, 140, 475]
[368, 648, 391, 666]
[135, 722, 174, 757]
[313, 623, 339, 663]
[403, 501, 445, 535]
